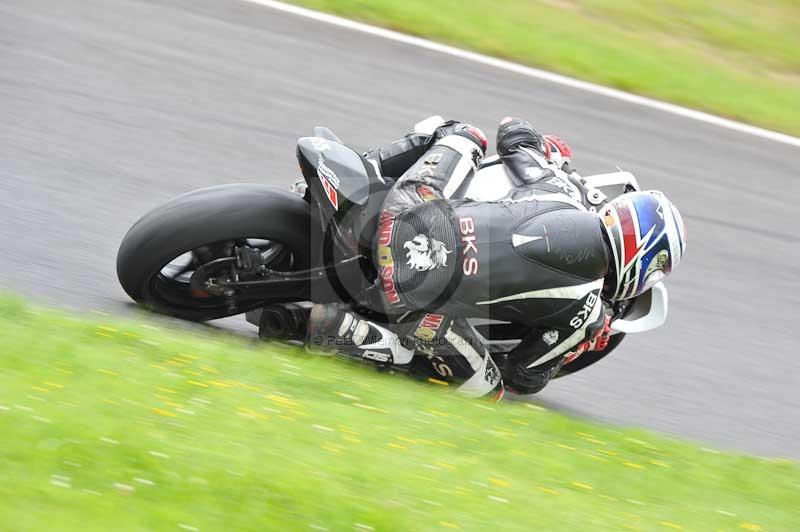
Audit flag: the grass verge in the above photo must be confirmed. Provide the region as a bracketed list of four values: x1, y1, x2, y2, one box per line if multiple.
[0, 295, 798, 531]
[287, 0, 800, 136]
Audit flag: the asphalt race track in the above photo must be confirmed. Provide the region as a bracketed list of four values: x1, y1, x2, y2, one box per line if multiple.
[2, 0, 799, 458]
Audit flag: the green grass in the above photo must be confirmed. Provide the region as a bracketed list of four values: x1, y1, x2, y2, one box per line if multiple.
[0, 296, 798, 531]
[288, 0, 800, 136]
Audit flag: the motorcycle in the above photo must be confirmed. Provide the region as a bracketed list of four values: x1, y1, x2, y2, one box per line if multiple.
[117, 117, 668, 379]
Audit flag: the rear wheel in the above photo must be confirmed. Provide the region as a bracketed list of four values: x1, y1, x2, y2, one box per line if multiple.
[117, 184, 314, 321]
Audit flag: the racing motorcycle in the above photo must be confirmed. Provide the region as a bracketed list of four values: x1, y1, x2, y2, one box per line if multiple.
[117, 117, 669, 379]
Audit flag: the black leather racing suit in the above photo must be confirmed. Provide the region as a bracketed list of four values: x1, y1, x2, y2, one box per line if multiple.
[352, 118, 612, 397]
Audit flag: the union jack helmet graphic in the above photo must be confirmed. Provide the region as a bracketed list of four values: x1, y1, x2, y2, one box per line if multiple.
[602, 190, 687, 301]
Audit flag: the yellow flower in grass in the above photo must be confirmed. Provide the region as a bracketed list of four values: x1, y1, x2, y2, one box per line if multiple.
[320, 443, 341, 453]
[739, 523, 762, 531]
[623, 461, 645, 470]
[352, 403, 387, 414]
[335, 392, 360, 400]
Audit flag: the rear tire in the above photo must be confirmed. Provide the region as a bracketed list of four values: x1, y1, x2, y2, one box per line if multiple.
[117, 184, 314, 321]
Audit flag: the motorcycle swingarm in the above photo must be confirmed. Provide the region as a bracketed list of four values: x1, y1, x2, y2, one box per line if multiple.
[191, 252, 370, 303]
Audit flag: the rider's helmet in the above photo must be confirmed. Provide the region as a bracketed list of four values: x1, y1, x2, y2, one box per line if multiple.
[543, 135, 572, 169]
[601, 190, 687, 301]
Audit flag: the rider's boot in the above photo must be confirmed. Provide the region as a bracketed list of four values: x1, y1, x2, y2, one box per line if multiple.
[496, 117, 546, 156]
[306, 303, 415, 365]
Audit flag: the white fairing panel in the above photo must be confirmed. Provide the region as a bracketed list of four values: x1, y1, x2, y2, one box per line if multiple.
[465, 159, 513, 201]
[413, 115, 447, 135]
[465, 164, 640, 203]
[412, 115, 642, 203]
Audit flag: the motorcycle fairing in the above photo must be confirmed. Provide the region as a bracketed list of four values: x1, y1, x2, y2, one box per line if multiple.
[297, 134, 391, 256]
[297, 135, 376, 214]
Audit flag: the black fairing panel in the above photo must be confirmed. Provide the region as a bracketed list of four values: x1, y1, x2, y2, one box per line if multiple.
[297, 134, 390, 262]
[297, 136, 371, 213]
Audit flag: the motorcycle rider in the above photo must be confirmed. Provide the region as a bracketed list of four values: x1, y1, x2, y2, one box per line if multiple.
[268, 117, 687, 398]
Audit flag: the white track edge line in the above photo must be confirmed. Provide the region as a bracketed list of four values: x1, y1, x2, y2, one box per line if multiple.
[245, 0, 800, 149]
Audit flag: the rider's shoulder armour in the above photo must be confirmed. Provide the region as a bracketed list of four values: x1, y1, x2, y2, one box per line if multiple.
[511, 208, 609, 282]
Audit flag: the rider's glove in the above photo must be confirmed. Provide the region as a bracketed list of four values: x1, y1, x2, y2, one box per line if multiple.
[496, 117, 546, 156]
[563, 315, 612, 364]
[434, 120, 488, 154]
[589, 315, 613, 352]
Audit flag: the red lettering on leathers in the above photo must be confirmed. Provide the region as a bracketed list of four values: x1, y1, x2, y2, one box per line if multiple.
[377, 210, 401, 305]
